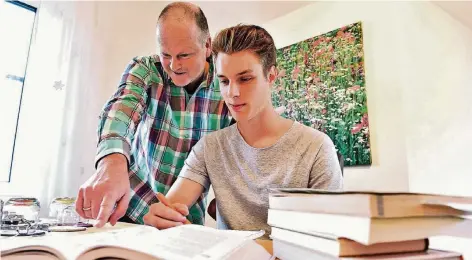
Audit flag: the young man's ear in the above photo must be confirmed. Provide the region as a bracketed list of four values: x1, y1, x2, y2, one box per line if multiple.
[267, 66, 277, 84]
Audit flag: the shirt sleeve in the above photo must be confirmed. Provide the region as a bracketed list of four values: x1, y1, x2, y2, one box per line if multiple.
[95, 57, 156, 168]
[309, 135, 344, 190]
[179, 137, 211, 191]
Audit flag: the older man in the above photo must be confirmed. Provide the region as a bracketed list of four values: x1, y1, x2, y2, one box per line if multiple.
[76, 2, 232, 228]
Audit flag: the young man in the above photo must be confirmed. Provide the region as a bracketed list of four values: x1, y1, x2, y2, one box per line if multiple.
[75, 2, 232, 228]
[143, 24, 343, 236]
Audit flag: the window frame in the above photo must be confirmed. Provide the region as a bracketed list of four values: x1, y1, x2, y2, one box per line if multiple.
[1, 0, 37, 184]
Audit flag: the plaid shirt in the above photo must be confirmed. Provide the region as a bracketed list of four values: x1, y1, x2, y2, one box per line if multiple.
[95, 55, 232, 224]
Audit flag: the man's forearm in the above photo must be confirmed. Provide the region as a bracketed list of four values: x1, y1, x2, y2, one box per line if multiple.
[96, 153, 129, 173]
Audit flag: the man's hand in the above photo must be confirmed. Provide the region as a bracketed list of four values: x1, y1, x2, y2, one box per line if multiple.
[143, 201, 189, 229]
[76, 153, 130, 228]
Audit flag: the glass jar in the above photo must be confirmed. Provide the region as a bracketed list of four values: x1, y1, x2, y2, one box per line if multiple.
[49, 197, 81, 226]
[0, 199, 4, 228]
[49, 197, 75, 219]
[3, 197, 40, 223]
[58, 205, 80, 226]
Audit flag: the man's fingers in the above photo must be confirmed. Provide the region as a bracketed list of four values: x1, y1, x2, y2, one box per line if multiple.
[109, 192, 130, 226]
[82, 190, 93, 219]
[91, 197, 102, 220]
[75, 188, 85, 218]
[95, 195, 117, 228]
[172, 203, 189, 216]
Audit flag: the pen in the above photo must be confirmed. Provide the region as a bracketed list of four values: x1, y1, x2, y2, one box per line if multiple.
[156, 192, 191, 225]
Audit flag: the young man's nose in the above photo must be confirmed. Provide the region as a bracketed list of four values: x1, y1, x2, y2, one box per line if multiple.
[228, 83, 240, 98]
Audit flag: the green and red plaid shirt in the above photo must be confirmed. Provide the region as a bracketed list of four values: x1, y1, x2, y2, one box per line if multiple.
[95, 55, 232, 224]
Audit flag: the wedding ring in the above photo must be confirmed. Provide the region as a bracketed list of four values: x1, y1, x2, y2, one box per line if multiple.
[82, 207, 91, 211]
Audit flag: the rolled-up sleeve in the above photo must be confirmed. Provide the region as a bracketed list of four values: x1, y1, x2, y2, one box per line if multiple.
[95, 57, 155, 168]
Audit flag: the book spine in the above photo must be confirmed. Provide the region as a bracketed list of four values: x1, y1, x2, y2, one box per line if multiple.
[376, 195, 384, 217]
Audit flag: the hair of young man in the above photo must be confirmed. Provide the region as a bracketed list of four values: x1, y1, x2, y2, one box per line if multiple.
[157, 1, 210, 44]
[211, 24, 277, 76]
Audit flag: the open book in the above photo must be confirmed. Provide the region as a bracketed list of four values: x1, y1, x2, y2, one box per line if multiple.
[1, 224, 273, 260]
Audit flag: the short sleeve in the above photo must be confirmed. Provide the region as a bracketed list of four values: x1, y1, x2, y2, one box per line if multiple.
[309, 135, 344, 190]
[179, 137, 211, 191]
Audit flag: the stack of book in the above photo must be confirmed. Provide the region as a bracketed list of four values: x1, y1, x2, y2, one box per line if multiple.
[267, 188, 472, 259]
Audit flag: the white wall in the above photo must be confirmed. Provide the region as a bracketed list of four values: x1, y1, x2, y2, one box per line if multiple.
[398, 3, 472, 197]
[263, 1, 472, 195]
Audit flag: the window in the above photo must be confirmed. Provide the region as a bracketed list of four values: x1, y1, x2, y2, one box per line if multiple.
[0, 1, 36, 182]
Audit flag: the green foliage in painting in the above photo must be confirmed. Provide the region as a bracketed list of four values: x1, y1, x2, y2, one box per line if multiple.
[273, 22, 371, 166]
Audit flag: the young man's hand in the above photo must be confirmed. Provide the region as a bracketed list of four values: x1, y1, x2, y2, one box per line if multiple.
[144, 202, 189, 229]
[143, 177, 205, 229]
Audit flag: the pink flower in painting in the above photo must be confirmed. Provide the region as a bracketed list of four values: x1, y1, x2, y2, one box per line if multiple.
[314, 77, 321, 83]
[292, 66, 300, 80]
[321, 109, 327, 114]
[337, 30, 344, 37]
[278, 69, 286, 78]
[361, 113, 369, 127]
[313, 91, 319, 99]
[351, 124, 363, 134]
[344, 32, 355, 43]
[351, 113, 369, 134]
[348, 85, 360, 92]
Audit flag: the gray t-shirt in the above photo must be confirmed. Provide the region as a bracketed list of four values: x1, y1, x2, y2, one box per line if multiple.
[179, 121, 343, 236]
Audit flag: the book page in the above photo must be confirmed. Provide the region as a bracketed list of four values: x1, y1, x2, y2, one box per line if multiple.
[1, 225, 271, 260]
[78, 225, 269, 260]
[156, 225, 267, 259]
[422, 202, 472, 215]
[1, 236, 67, 260]
[211, 228, 265, 240]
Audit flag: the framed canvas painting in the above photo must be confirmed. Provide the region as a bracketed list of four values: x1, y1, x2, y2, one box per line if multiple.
[273, 22, 371, 166]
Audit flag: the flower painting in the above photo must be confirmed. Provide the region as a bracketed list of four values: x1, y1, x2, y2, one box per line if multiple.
[272, 22, 371, 166]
